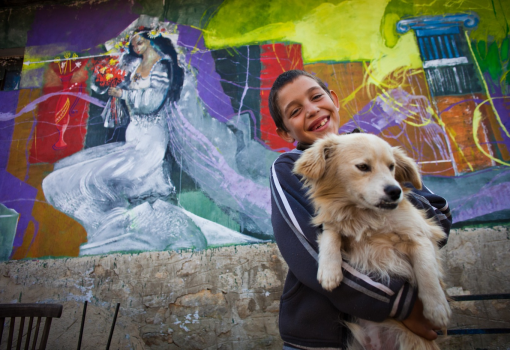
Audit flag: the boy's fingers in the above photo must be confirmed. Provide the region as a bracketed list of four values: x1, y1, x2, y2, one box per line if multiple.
[402, 298, 439, 340]
[403, 318, 438, 340]
[421, 323, 439, 340]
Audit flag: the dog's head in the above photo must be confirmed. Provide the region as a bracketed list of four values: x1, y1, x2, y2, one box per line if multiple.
[293, 133, 422, 211]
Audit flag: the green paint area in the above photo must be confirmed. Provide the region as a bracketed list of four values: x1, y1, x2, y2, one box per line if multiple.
[382, 0, 510, 47]
[134, 0, 224, 28]
[472, 38, 510, 93]
[206, 0, 510, 59]
[179, 191, 241, 232]
[0, 203, 19, 261]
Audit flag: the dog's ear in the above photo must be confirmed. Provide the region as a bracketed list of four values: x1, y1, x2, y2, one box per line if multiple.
[293, 138, 336, 181]
[392, 146, 422, 189]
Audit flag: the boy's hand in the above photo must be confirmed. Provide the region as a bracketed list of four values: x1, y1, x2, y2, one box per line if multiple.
[402, 298, 439, 340]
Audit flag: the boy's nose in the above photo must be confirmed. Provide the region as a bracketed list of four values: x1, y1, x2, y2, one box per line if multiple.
[305, 106, 320, 118]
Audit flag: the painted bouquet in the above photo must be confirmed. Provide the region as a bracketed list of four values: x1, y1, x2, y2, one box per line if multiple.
[92, 57, 128, 127]
[93, 57, 126, 87]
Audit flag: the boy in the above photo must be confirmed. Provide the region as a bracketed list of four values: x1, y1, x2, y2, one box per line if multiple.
[269, 70, 452, 349]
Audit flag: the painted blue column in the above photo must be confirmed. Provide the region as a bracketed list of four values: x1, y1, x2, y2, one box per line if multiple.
[397, 14, 482, 96]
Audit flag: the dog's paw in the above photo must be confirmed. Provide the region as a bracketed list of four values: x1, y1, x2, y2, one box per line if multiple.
[423, 296, 452, 328]
[317, 263, 343, 291]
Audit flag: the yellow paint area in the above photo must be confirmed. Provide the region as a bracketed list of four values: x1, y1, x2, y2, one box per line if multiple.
[205, 0, 422, 81]
[22, 44, 71, 72]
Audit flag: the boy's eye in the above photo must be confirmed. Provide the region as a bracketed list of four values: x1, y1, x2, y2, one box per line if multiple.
[290, 108, 300, 117]
[312, 94, 323, 100]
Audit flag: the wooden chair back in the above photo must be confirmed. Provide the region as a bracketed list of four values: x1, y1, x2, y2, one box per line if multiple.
[0, 303, 63, 350]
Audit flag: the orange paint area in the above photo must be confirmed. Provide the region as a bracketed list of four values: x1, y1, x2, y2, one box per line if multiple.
[436, 94, 497, 174]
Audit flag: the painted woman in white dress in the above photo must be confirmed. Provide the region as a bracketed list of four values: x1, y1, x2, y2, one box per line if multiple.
[42, 26, 210, 254]
[43, 20, 272, 255]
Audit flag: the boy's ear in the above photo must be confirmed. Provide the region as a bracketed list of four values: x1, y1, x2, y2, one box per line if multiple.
[330, 90, 340, 110]
[392, 146, 422, 189]
[293, 136, 336, 181]
[276, 128, 295, 143]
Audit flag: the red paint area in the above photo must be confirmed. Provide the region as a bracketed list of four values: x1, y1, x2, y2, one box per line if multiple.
[29, 59, 90, 164]
[260, 43, 304, 151]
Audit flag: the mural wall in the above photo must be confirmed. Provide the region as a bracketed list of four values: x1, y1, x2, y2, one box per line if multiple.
[1, 0, 509, 260]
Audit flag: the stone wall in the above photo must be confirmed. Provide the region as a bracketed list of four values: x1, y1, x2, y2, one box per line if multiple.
[1, 227, 509, 349]
[441, 226, 510, 350]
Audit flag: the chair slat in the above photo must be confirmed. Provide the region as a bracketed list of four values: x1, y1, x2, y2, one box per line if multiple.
[24, 317, 34, 350]
[0, 316, 5, 344]
[8, 317, 15, 350]
[30, 317, 41, 350]
[38, 318, 52, 350]
[16, 316, 25, 350]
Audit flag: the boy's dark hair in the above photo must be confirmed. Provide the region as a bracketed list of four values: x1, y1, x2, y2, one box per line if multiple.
[268, 70, 332, 132]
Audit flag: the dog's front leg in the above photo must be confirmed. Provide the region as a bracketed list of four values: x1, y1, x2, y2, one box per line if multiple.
[317, 224, 344, 291]
[411, 239, 451, 328]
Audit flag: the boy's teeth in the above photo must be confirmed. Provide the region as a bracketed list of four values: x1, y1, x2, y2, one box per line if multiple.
[315, 119, 327, 130]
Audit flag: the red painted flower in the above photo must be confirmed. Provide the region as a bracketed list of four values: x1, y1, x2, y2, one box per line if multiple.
[94, 58, 126, 87]
[161, 28, 166, 33]
[138, 26, 145, 30]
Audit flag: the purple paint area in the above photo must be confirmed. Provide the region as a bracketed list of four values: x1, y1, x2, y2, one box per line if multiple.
[484, 73, 510, 152]
[339, 91, 406, 135]
[0, 170, 37, 249]
[0, 92, 106, 122]
[177, 25, 235, 122]
[340, 88, 434, 136]
[27, 0, 138, 54]
[172, 103, 271, 214]
[0, 90, 19, 169]
[451, 181, 510, 222]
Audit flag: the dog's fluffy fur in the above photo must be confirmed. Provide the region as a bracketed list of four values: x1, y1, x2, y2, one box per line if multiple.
[293, 133, 451, 350]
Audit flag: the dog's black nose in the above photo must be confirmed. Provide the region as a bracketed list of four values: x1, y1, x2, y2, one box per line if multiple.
[384, 185, 402, 201]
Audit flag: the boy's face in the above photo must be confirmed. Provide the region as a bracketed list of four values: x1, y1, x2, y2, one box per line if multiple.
[276, 76, 341, 145]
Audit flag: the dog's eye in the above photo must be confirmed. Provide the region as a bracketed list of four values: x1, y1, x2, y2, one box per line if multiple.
[356, 164, 371, 172]
[389, 164, 395, 171]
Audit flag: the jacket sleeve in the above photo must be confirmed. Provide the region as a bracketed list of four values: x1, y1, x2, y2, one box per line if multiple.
[119, 60, 171, 115]
[407, 184, 452, 248]
[271, 155, 417, 322]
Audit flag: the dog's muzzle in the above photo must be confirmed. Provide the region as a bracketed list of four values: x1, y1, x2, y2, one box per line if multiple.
[376, 185, 402, 210]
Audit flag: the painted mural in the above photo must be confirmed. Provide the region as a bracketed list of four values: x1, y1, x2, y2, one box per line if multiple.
[0, 0, 509, 260]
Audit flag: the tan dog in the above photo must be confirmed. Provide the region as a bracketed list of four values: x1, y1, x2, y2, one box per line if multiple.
[293, 133, 450, 350]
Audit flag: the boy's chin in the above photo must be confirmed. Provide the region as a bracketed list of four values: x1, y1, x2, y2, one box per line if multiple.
[309, 130, 337, 141]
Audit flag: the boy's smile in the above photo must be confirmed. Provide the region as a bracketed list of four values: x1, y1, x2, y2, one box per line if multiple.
[276, 76, 341, 145]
